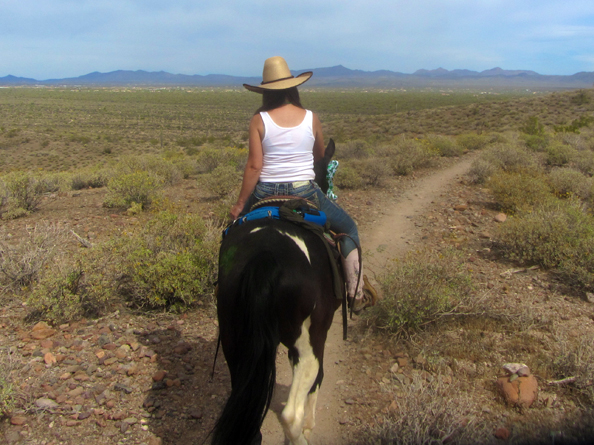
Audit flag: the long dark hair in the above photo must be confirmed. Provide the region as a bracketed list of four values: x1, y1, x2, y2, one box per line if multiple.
[256, 87, 303, 113]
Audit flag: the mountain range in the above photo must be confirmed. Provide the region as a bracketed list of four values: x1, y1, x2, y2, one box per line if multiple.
[2, 66, 594, 89]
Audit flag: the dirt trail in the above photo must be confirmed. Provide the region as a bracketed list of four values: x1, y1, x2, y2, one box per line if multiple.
[261, 155, 475, 444]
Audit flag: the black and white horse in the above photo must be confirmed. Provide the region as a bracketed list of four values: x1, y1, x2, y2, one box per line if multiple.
[213, 140, 341, 445]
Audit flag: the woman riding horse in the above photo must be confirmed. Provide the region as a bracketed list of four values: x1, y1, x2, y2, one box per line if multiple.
[230, 56, 377, 312]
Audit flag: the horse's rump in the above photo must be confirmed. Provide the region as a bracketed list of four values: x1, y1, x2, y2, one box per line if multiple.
[214, 218, 337, 444]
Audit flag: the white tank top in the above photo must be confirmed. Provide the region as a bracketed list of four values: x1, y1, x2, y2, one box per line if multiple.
[259, 109, 315, 182]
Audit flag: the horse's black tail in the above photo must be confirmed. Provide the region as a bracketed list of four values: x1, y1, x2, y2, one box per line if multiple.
[212, 251, 281, 445]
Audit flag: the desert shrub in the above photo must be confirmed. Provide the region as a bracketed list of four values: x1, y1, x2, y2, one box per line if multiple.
[467, 158, 496, 184]
[523, 134, 550, 151]
[115, 155, 182, 186]
[104, 171, 163, 209]
[0, 171, 46, 216]
[545, 142, 577, 167]
[198, 164, 241, 197]
[0, 223, 66, 291]
[172, 157, 198, 179]
[427, 136, 463, 157]
[554, 115, 594, 134]
[457, 133, 489, 151]
[520, 116, 545, 136]
[196, 148, 225, 173]
[571, 89, 592, 105]
[388, 139, 437, 176]
[176, 135, 206, 148]
[71, 168, 110, 190]
[0, 352, 18, 418]
[68, 134, 91, 145]
[571, 149, 594, 176]
[36, 172, 69, 193]
[496, 199, 594, 288]
[6, 128, 20, 138]
[337, 140, 373, 160]
[553, 333, 594, 403]
[334, 164, 363, 189]
[351, 158, 392, 187]
[195, 147, 247, 173]
[114, 211, 219, 310]
[28, 211, 220, 321]
[482, 143, 539, 174]
[27, 263, 112, 323]
[361, 374, 490, 445]
[223, 147, 248, 171]
[210, 193, 238, 225]
[368, 248, 473, 337]
[487, 171, 552, 214]
[548, 167, 591, 199]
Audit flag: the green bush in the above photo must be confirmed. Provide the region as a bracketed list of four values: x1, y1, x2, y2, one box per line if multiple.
[496, 198, 594, 275]
[195, 147, 247, 173]
[387, 139, 437, 176]
[520, 116, 545, 136]
[487, 171, 552, 214]
[368, 248, 473, 337]
[457, 133, 489, 151]
[334, 164, 363, 189]
[351, 158, 392, 187]
[467, 158, 496, 184]
[71, 169, 110, 190]
[116, 155, 182, 186]
[482, 143, 539, 174]
[0, 355, 17, 417]
[571, 149, 594, 176]
[548, 167, 590, 200]
[337, 140, 374, 160]
[199, 164, 241, 197]
[523, 134, 550, 151]
[115, 211, 219, 309]
[28, 211, 220, 321]
[545, 142, 577, 167]
[427, 136, 463, 157]
[172, 158, 198, 179]
[104, 171, 163, 209]
[0, 171, 46, 217]
[554, 115, 594, 134]
[27, 264, 112, 323]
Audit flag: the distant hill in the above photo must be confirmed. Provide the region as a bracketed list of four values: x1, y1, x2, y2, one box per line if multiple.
[1, 66, 593, 89]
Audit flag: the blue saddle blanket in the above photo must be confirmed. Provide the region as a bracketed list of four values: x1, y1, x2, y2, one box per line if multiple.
[224, 205, 327, 237]
[243, 206, 327, 226]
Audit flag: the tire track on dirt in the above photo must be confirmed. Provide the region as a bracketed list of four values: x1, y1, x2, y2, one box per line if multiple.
[262, 155, 475, 444]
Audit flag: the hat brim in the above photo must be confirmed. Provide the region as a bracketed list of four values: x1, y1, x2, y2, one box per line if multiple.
[243, 71, 312, 93]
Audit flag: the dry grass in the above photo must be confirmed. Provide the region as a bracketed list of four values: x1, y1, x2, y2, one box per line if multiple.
[360, 374, 493, 445]
[0, 223, 67, 293]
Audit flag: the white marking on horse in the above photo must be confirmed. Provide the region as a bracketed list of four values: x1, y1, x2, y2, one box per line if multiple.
[250, 227, 265, 234]
[281, 316, 319, 444]
[276, 229, 311, 264]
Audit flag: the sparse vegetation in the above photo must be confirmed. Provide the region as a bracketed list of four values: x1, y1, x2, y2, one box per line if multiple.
[1, 86, 594, 442]
[369, 248, 474, 337]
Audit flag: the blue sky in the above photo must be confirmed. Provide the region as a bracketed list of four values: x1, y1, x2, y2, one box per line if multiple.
[2, 0, 594, 79]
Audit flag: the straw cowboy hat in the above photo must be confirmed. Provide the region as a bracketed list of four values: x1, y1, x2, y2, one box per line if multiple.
[243, 56, 312, 93]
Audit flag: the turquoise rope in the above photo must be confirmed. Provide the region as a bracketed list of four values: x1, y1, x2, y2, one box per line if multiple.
[326, 160, 339, 200]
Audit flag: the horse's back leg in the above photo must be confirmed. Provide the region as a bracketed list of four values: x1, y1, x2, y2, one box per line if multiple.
[281, 316, 319, 444]
[302, 317, 329, 440]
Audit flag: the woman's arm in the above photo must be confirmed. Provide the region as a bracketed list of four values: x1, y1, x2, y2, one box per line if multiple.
[230, 114, 264, 219]
[312, 112, 325, 162]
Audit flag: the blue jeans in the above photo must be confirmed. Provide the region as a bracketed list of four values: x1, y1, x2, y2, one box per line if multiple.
[241, 180, 359, 256]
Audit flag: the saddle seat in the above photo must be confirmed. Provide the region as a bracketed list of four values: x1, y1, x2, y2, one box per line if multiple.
[250, 195, 319, 211]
